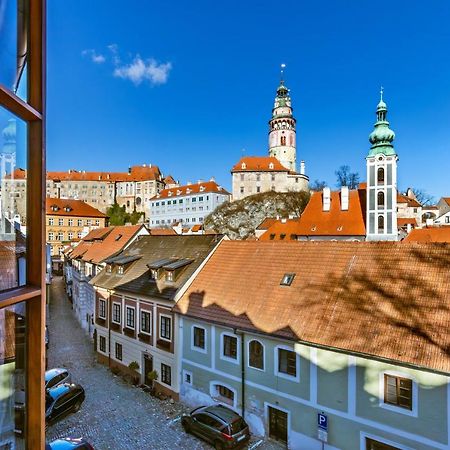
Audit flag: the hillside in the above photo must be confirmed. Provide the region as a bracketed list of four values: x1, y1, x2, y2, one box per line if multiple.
[204, 190, 310, 240]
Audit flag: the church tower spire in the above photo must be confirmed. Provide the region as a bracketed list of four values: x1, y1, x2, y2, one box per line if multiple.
[268, 65, 297, 172]
[366, 88, 399, 241]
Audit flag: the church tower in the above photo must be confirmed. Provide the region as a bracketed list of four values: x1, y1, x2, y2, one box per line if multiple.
[268, 66, 297, 172]
[366, 89, 398, 241]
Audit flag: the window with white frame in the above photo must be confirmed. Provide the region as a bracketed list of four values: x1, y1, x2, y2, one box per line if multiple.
[248, 340, 264, 370]
[222, 334, 237, 360]
[140, 310, 151, 335]
[98, 299, 106, 319]
[383, 373, 413, 411]
[58, 218, 64, 226]
[117, 265, 124, 275]
[192, 326, 206, 351]
[276, 346, 298, 379]
[160, 315, 172, 341]
[125, 306, 135, 329]
[112, 303, 121, 324]
[68, 218, 73, 226]
[161, 363, 171, 386]
[48, 217, 54, 226]
[212, 383, 235, 406]
[77, 219, 83, 226]
[48, 232, 54, 241]
[68, 232, 73, 240]
[183, 370, 193, 385]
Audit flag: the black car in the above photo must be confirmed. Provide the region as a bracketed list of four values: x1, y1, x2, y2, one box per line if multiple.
[46, 383, 85, 426]
[181, 404, 250, 449]
[46, 438, 94, 449]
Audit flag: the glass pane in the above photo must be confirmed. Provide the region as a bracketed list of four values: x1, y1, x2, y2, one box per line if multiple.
[0, 301, 26, 449]
[0, 107, 27, 292]
[0, 0, 28, 96]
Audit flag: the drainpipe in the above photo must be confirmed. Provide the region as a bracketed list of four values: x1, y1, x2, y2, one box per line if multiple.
[234, 328, 245, 417]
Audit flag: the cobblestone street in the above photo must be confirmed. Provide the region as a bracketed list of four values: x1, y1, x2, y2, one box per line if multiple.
[46, 277, 281, 450]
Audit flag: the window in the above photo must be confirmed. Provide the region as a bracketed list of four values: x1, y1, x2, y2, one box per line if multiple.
[161, 363, 171, 385]
[86, 219, 92, 226]
[77, 231, 83, 239]
[57, 232, 64, 241]
[280, 273, 295, 286]
[193, 326, 206, 350]
[106, 264, 112, 273]
[98, 299, 106, 319]
[256, 186, 261, 193]
[48, 232, 54, 241]
[377, 191, 385, 207]
[240, 186, 244, 194]
[68, 232, 73, 240]
[378, 215, 384, 233]
[278, 348, 297, 378]
[48, 218, 54, 226]
[99, 336, 106, 352]
[58, 218, 64, 226]
[271, 174, 275, 182]
[166, 271, 174, 282]
[366, 437, 401, 450]
[140, 310, 151, 334]
[223, 334, 237, 360]
[384, 374, 412, 410]
[117, 265, 124, 275]
[377, 167, 385, 184]
[125, 306, 135, 329]
[213, 384, 235, 406]
[95, 219, 100, 226]
[112, 303, 121, 324]
[115, 343, 122, 361]
[160, 315, 172, 340]
[183, 370, 193, 385]
[281, 136, 286, 145]
[77, 219, 83, 226]
[249, 340, 264, 370]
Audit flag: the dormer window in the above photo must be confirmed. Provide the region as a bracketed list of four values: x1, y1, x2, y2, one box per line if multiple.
[200, 186, 205, 192]
[168, 191, 173, 196]
[117, 266, 124, 275]
[150, 269, 158, 280]
[241, 163, 246, 169]
[269, 163, 274, 169]
[176, 190, 181, 195]
[166, 271, 174, 282]
[280, 273, 295, 286]
[106, 264, 112, 273]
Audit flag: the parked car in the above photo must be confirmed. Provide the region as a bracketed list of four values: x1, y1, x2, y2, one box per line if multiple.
[46, 383, 85, 426]
[45, 368, 71, 390]
[46, 437, 94, 449]
[181, 404, 250, 449]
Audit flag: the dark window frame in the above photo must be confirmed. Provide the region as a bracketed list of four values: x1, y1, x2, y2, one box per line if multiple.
[384, 374, 413, 410]
[278, 348, 297, 377]
[223, 334, 237, 360]
[161, 363, 172, 385]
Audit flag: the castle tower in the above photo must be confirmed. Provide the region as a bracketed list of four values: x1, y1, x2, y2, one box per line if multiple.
[268, 66, 297, 172]
[366, 89, 398, 241]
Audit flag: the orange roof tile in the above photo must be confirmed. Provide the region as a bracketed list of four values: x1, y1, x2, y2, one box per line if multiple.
[175, 240, 450, 373]
[397, 194, 421, 208]
[397, 218, 418, 227]
[149, 228, 177, 236]
[259, 218, 301, 241]
[442, 198, 450, 206]
[256, 218, 277, 231]
[46, 198, 107, 218]
[403, 227, 450, 243]
[69, 225, 144, 264]
[152, 181, 230, 200]
[231, 156, 289, 172]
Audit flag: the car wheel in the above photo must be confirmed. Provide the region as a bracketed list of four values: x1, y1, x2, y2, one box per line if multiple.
[214, 441, 224, 450]
[73, 401, 82, 413]
[181, 418, 190, 433]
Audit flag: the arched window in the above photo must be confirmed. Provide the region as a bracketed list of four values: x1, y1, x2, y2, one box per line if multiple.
[377, 167, 385, 184]
[249, 340, 264, 370]
[378, 215, 384, 233]
[377, 191, 385, 207]
[212, 384, 235, 406]
[281, 136, 286, 146]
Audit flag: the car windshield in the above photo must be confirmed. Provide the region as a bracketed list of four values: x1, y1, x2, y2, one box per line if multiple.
[230, 418, 247, 435]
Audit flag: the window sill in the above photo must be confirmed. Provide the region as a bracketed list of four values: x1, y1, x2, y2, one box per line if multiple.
[220, 355, 239, 365]
[275, 371, 300, 383]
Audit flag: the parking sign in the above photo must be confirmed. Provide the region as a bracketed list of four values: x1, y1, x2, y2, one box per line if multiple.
[318, 413, 327, 430]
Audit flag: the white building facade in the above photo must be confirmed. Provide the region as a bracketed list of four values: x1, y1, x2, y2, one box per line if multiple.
[149, 180, 230, 228]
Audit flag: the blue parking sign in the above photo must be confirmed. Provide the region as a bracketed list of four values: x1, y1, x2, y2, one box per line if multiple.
[318, 413, 327, 430]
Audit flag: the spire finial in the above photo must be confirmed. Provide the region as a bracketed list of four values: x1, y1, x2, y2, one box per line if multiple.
[380, 85, 384, 101]
[280, 63, 286, 83]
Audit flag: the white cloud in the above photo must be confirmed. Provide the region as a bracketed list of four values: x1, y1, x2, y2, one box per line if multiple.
[107, 44, 121, 65]
[113, 56, 172, 86]
[81, 49, 106, 64]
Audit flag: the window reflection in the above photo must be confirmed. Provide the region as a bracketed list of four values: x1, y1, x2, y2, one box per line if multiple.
[0, 108, 27, 291]
[0, 301, 26, 449]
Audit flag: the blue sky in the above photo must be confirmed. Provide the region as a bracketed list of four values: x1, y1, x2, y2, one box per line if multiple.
[47, 0, 450, 199]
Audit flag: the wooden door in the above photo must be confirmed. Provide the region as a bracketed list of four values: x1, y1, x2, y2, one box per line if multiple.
[268, 406, 288, 444]
[143, 354, 153, 386]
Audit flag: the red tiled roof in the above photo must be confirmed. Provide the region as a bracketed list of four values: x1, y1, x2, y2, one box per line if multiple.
[149, 228, 177, 236]
[152, 181, 230, 200]
[175, 240, 450, 373]
[69, 225, 144, 264]
[261, 189, 366, 239]
[163, 175, 177, 185]
[259, 219, 301, 241]
[397, 218, 418, 228]
[443, 198, 450, 206]
[403, 227, 450, 243]
[256, 218, 277, 231]
[46, 198, 107, 218]
[397, 194, 421, 208]
[6, 165, 161, 182]
[231, 156, 289, 173]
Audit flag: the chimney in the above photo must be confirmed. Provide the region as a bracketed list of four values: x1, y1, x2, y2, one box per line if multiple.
[300, 160, 305, 175]
[149, 163, 152, 168]
[128, 166, 131, 175]
[341, 186, 349, 211]
[323, 187, 331, 212]
[281, 218, 287, 223]
[143, 163, 147, 167]
[210, 176, 215, 182]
